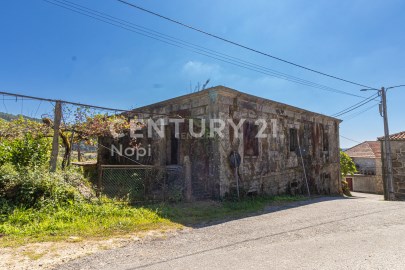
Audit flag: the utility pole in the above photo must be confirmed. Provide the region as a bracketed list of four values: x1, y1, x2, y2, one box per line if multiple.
[380, 88, 395, 200]
[361, 85, 405, 200]
[49, 101, 62, 172]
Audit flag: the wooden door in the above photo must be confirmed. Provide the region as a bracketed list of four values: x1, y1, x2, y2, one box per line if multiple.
[346, 178, 353, 191]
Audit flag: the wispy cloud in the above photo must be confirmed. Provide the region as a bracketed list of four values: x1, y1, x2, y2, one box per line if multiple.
[181, 61, 221, 79]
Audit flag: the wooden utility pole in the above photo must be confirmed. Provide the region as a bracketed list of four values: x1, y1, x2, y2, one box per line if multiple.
[380, 88, 395, 200]
[49, 101, 62, 172]
[362, 85, 405, 200]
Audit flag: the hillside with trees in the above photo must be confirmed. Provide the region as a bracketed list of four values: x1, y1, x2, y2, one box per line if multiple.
[0, 112, 41, 122]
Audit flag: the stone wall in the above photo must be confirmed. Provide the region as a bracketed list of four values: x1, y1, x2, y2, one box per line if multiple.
[98, 86, 342, 199]
[349, 175, 383, 194]
[382, 141, 405, 200]
[99, 90, 222, 199]
[349, 157, 383, 194]
[214, 88, 341, 197]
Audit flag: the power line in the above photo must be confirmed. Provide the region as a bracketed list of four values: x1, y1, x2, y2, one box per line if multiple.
[340, 135, 362, 144]
[43, 0, 366, 99]
[334, 98, 378, 118]
[341, 103, 378, 121]
[45, 0, 361, 98]
[117, 0, 378, 90]
[331, 93, 379, 117]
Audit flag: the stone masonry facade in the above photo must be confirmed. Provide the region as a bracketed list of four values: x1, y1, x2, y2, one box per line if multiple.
[381, 139, 405, 200]
[99, 86, 341, 199]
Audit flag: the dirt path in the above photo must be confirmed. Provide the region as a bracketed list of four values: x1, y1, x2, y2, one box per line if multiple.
[0, 229, 183, 270]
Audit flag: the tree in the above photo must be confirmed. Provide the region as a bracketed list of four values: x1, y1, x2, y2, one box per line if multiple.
[340, 151, 357, 177]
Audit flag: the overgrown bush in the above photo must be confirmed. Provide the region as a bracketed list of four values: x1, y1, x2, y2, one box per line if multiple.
[0, 133, 50, 169]
[0, 165, 93, 216]
[0, 133, 50, 168]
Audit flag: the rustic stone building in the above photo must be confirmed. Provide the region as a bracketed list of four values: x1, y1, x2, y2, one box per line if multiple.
[379, 131, 405, 200]
[344, 141, 383, 194]
[98, 86, 341, 199]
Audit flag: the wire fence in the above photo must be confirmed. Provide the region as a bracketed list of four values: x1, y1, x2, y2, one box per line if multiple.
[99, 165, 184, 203]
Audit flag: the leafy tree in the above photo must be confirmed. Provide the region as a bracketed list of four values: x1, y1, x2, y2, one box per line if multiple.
[340, 150, 357, 177]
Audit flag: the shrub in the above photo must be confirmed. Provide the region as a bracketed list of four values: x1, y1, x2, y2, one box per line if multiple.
[9, 134, 51, 169]
[0, 141, 12, 166]
[0, 134, 50, 169]
[0, 165, 90, 214]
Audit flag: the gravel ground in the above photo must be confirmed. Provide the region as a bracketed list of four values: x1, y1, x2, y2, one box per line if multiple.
[55, 193, 405, 270]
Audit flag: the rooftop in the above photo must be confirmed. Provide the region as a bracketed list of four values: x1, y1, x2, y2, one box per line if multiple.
[130, 85, 341, 122]
[378, 131, 405, 141]
[345, 141, 381, 158]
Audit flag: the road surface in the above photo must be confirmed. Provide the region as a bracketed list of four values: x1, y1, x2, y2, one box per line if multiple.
[56, 193, 405, 270]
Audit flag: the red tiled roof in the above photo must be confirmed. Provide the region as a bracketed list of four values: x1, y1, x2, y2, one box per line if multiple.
[344, 141, 381, 158]
[378, 131, 405, 141]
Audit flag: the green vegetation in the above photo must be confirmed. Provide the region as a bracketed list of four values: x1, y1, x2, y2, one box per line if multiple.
[0, 164, 177, 246]
[340, 150, 357, 177]
[0, 112, 41, 122]
[0, 201, 177, 247]
[0, 133, 50, 167]
[340, 150, 357, 196]
[1, 192, 305, 246]
[0, 117, 176, 246]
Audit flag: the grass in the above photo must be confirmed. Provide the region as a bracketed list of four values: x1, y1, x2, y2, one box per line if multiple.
[0, 202, 179, 247]
[0, 195, 306, 247]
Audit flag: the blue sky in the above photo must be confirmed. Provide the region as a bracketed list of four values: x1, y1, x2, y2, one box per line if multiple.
[1, 0, 404, 148]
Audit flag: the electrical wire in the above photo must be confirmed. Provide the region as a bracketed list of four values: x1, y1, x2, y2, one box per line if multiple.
[340, 135, 362, 144]
[341, 103, 378, 121]
[43, 0, 366, 99]
[117, 0, 378, 90]
[331, 93, 379, 117]
[334, 99, 378, 118]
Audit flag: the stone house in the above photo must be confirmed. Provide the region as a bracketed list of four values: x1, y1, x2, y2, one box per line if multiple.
[344, 141, 383, 194]
[98, 86, 341, 199]
[379, 131, 405, 200]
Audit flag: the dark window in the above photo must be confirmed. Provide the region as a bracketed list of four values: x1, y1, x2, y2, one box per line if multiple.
[170, 135, 179, 164]
[166, 124, 179, 165]
[289, 128, 298, 152]
[323, 128, 329, 151]
[243, 121, 259, 156]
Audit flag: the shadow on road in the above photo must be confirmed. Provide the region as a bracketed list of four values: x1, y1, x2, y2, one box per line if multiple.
[144, 195, 362, 229]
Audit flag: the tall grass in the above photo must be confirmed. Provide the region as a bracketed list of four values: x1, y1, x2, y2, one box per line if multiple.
[0, 201, 177, 246]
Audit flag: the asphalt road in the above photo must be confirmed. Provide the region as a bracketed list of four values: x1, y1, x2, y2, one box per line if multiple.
[56, 193, 405, 270]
